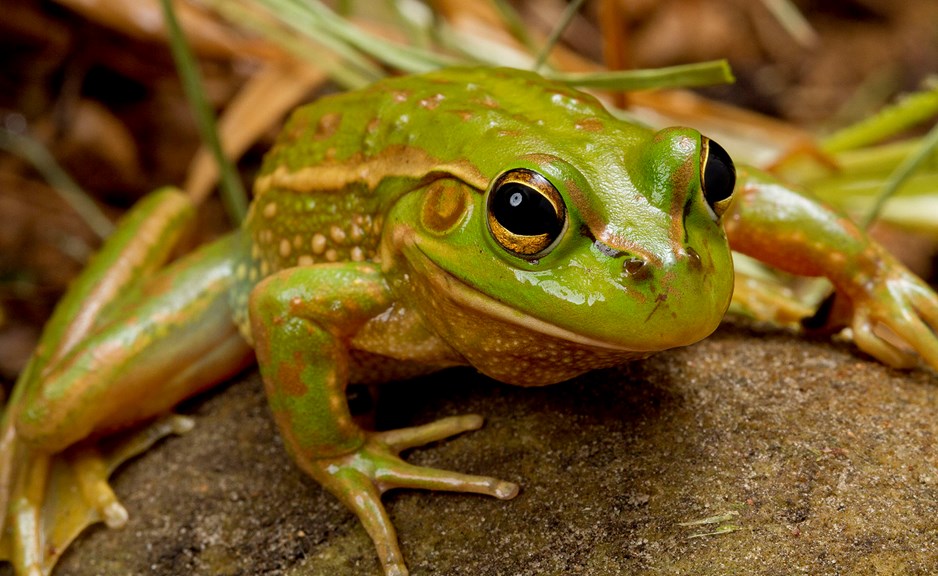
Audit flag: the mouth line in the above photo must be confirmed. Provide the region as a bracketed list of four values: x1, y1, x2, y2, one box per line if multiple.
[410, 246, 639, 353]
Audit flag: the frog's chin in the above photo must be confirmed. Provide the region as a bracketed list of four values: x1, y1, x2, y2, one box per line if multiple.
[408, 248, 639, 354]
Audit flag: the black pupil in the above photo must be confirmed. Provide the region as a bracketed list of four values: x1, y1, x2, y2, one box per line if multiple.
[491, 183, 560, 236]
[703, 139, 736, 205]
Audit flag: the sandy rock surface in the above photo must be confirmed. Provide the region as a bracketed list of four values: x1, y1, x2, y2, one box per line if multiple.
[53, 318, 938, 575]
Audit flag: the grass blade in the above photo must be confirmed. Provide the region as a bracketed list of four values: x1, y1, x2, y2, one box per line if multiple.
[550, 60, 735, 91]
[159, 0, 247, 222]
[533, 0, 587, 71]
[862, 119, 938, 228]
[822, 86, 938, 153]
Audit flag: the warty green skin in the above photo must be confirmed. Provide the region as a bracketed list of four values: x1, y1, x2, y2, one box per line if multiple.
[5, 67, 938, 576]
[237, 67, 734, 373]
[234, 71, 737, 568]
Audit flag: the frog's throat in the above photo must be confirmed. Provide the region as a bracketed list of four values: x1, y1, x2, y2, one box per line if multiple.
[406, 246, 637, 354]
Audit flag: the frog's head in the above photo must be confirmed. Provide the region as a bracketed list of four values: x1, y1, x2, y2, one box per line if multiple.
[384, 71, 736, 381]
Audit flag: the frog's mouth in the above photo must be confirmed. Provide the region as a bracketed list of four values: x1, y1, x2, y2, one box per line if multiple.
[407, 246, 637, 353]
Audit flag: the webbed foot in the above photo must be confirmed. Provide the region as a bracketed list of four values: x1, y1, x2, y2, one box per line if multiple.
[809, 248, 938, 370]
[0, 415, 193, 575]
[304, 414, 518, 576]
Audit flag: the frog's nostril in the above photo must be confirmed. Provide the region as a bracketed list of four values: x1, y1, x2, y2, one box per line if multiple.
[622, 257, 651, 280]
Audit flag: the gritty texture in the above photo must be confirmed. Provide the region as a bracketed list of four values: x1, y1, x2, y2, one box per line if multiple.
[46, 317, 938, 576]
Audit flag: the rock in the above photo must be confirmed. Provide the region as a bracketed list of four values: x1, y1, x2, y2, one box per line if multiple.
[54, 318, 938, 575]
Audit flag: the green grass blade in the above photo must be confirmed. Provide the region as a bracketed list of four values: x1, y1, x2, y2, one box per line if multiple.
[533, 0, 587, 71]
[160, 0, 247, 223]
[490, 0, 539, 54]
[861, 119, 938, 228]
[821, 86, 938, 153]
[205, 0, 381, 89]
[262, 0, 459, 73]
[386, 0, 434, 51]
[250, 0, 385, 79]
[550, 60, 735, 91]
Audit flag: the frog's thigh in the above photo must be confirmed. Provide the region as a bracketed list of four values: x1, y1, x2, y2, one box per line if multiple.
[15, 245, 254, 453]
[248, 262, 391, 460]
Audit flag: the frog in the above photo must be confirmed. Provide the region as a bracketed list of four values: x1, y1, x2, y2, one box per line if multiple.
[1, 67, 937, 576]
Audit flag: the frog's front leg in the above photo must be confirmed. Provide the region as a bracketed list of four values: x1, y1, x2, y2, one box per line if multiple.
[249, 263, 519, 576]
[724, 167, 938, 369]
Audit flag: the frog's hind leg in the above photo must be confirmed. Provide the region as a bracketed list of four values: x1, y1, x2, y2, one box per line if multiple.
[0, 190, 253, 575]
[0, 188, 197, 574]
[7, 241, 253, 575]
[0, 188, 195, 520]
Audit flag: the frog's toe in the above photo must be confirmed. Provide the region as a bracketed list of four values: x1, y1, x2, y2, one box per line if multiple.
[371, 414, 518, 498]
[853, 314, 919, 368]
[374, 414, 484, 451]
[731, 273, 813, 324]
[909, 283, 938, 366]
[0, 415, 194, 575]
[854, 275, 938, 370]
[374, 453, 520, 498]
[71, 415, 194, 528]
[893, 312, 938, 370]
[309, 415, 518, 575]
[69, 444, 129, 528]
[4, 447, 133, 575]
[328, 464, 408, 575]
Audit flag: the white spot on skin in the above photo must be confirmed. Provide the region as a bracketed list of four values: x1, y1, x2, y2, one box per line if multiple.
[298, 255, 314, 267]
[263, 203, 278, 218]
[330, 225, 346, 244]
[351, 247, 364, 262]
[325, 249, 338, 262]
[279, 239, 292, 258]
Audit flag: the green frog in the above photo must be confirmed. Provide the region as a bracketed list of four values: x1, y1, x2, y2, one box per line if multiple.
[2, 67, 936, 576]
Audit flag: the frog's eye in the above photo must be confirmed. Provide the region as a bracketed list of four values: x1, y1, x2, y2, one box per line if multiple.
[700, 137, 736, 218]
[487, 168, 567, 258]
